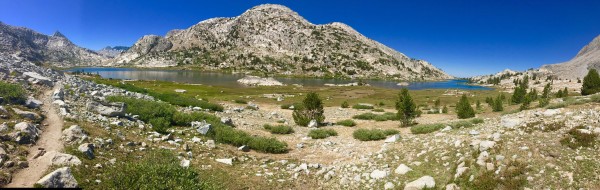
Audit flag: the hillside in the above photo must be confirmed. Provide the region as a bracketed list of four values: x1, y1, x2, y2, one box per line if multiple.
[110, 4, 452, 80]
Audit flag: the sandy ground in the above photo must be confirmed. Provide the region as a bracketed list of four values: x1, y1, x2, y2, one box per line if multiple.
[6, 85, 64, 187]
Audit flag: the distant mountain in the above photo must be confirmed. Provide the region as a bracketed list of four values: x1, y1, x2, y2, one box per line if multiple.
[97, 46, 129, 58]
[472, 34, 600, 83]
[111, 4, 452, 80]
[541, 35, 600, 80]
[0, 21, 107, 67]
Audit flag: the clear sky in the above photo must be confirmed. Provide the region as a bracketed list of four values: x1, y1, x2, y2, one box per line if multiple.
[1, 0, 599, 77]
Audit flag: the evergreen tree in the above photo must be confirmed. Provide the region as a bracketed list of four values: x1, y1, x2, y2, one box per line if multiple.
[582, 69, 600, 95]
[293, 92, 325, 126]
[456, 95, 475, 119]
[476, 100, 482, 110]
[492, 95, 504, 112]
[434, 98, 441, 108]
[539, 83, 552, 107]
[512, 75, 529, 104]
[396, 88, 417, 127]
[442, 105, 448, 114]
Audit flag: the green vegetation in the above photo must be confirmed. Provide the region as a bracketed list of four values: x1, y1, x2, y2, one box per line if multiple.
[308, 128, 338, 139]
[336, 119, 356, 127]
[92, 79, 223, 111]
[560, 126, 598, 149]
[280, 103, 301, 110]
[293, 92, 325, 126]
[234, 99, 248, 104]
[263, 124, 294, 134]
[512, 75, 529, 104]
[456, 95, 475, 119]
[0, 81, 26, 104]
[352, 129, 399, 141]
[538, 83, 552, 107]
[210, 125, 288, 153]
[582, 68, 600, 95]
[352, 112, 398, 121]
[99, 150, 217, 189]
[107, 96, 287, 153]
[556, 87, 569, 98]
[396, 88, 418, 127]
[492, 95, 504, 112]
[411, 123, 444, 134]
[352, 104, 374, 109]
[457, 160, 528, 190]
[470, 118, 484, 124]
[341, 101, 349, 108]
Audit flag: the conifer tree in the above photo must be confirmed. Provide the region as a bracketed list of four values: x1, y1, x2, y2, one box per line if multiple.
[396, 88, 417, 127]
[456, 95, 475, 119]
[582, 69, 600, 95]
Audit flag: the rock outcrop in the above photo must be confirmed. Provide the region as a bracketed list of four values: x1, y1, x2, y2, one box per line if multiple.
[35, 167, 78, 188]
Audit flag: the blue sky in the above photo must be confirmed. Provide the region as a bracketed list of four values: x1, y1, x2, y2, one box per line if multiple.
[1, 0, 599, 77]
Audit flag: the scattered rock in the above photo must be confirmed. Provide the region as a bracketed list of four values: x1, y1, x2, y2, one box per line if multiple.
[25, 97, 43, 109]
[237, 76, 283, 86]
[216, 158, 233, 165]
[385, 134, 401, 143]
[181, 159, 190, 168]
[404, 176, 435, 190]
[370, 169, 388, 179]
[308, 119, 318, 128]
[384, 182, 395, 189]
[395, 164, 412, 175]
[51, 152, 82, 166]
[174, 89, 187, 93]
[11, 108, 41, 120]
[238, 145, 250, 152]
[36, 167, 78, 188]
[62, 125, 87, 143]
[78, 143, 95, 159]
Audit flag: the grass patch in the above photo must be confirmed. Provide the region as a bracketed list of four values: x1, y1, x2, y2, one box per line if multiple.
[372, 108, 385, 112]
[308, 129, 338, 139]
[104, 150, 216, 189]
[0, 81, 26, 104]
[336, 119, 356, 127]
[411, 123, 444, 134]
[470, 118, 484, 124]
[458, 160, 528, 189]
[560, 126, 598, 149]
[352, 112, 398, 121]
[352, 129, 399, 141]
[263, 124, 294, 134]
[234, 99, 248, 104]
[450, 120, 473, 128]
[280, 103, 301, 110]
[352, 104, 374, 110]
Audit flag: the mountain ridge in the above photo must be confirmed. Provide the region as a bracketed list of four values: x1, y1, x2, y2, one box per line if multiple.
[111, 4, 453, 80]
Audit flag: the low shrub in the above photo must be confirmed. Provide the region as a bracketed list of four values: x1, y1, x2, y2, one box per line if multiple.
[152, 92, 223, 112]
[372, 108, 385, 112]
[107, 96, 176, 124]
[263, 124, 294, 134]
[341, 101, 349, 108]
[308, 129, 337, 139]
[451, 120, 473, 128]
[234, 99, 248, 104]
[149, 117, 170, 134]
[172, 112, 220, 126]
[352, 112, 398, 121]
[560, 126, 598, 149]
[0, 81, 26, 104]
[210, 125, 288, 153]
[353, 129, 398, 141]
[352, 104, 374, 110]
[470, 118, 484, 124]
[411, 123, 444, 134]
[99, 150, 217, 189]
[336, 119, 356, 127]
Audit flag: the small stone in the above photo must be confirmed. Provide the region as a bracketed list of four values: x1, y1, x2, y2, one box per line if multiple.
[216, 158, 233, 165]
[36, 167, 78, 188]
[395, 164, 412, 175]
[404, 176, 435, 190]
[370, 169, 388, 179]
[384, 182, 395, 189]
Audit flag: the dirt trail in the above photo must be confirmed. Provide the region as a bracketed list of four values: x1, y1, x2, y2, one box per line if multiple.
[6, 85, 65, 187]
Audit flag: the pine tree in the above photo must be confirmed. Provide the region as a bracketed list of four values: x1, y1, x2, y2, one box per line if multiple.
[539, 83, 552, 107]
[512, 75, 529, 104]
[582, 69, 600, 95]
[442, 105, 448, 113]
[293, 92, 325, 126]
[492, 95, 504, 112]
[456, 95, 475, 119]
[396, 88, 417, 127]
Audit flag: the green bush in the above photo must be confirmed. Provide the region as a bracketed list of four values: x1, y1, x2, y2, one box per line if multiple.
[0, 81, 26, 104]
[151, 92, 223, 112]
[100, 150, 216, 189]
[352, 112, 398, 121]
[210, 125, 288, 153]
[341, 101, 349, 108]
[582, 68, 600, 95]
[308, 129, 337, 139]
[352, 129, 398, 141]
[451, 120, 473, 128]
[172, 112, 221, 126]
[107, 96, 176, 125]
[263, 124, 294, 134]
[411, 123, 444, 134]
[234, 99, 248, 104]
[456, 95, 475, 119]
[560, 126, 598, 149]
[352, 104, 374, 109]
[293, 92, 325, 126]
[372, 108, 385, 112]
[336, 119, 356, 127]
[149, 117, 171, 134]
[470, 118, 484, 124]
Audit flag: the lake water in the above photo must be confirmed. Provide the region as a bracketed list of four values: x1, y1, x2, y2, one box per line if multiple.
[65, 67, 491, 90]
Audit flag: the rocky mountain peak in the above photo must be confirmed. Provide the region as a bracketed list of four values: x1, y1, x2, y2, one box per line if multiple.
[576, 34, 600, 58]
[52, 31, 66, 38]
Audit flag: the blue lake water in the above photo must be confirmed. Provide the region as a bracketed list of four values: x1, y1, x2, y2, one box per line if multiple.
[65, 67, 491, 90]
